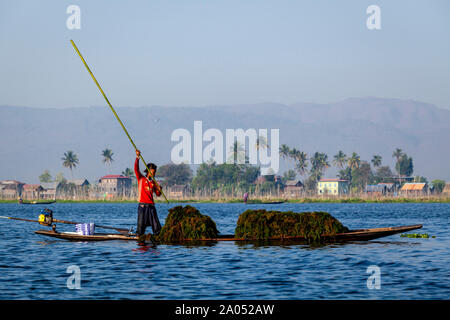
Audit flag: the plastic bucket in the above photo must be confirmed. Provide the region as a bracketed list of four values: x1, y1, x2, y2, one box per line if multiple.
[75, 223, 95, 235]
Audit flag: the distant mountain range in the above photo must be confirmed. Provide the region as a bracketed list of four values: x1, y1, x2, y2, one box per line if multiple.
[1, 97, 449, 184]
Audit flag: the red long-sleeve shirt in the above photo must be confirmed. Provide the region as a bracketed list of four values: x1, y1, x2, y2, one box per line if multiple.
[134, 158, 161, 204]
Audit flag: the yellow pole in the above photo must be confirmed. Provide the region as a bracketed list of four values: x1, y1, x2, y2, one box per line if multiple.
[70, 39, 169, 203]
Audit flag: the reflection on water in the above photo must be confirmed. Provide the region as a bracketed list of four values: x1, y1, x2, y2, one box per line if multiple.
[132, 243, 160, 254]
[0, 202, 448, 299]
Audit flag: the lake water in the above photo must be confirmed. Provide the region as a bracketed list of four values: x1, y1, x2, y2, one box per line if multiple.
[0, 202, 448, 299]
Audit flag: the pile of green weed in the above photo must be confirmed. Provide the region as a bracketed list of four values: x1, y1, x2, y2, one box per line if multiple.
[234, 209, 349, 242]
[157, 205, 219, 242]
[400, 233, 434, 238]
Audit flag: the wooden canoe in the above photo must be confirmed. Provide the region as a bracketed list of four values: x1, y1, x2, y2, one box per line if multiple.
[260, 201, 285, 204]
[21, 200, 56, 205]
[35, 230, 138, 241]
[35, 224, 422, 243]
[245, 200, 285, 204]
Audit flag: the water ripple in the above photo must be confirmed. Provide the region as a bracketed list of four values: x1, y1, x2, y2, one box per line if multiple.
[0, 202, 449, 299]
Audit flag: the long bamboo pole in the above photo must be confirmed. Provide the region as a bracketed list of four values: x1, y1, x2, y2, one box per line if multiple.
[70, 40, 169, 203]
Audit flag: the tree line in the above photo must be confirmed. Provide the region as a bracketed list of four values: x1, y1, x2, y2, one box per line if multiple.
[37, 146, 447, 194]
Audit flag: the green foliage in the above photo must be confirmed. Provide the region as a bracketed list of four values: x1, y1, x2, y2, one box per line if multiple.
[303, 176, 318, 191]
[292, 150, 308, 176]
[158, 163, 193, 186]
[371, 155, 382, 167]
[413, 176, 428, 183]
[101, 148, 114, 164]
[279, 144, 291, 159]
[351, 161, 374, 191]
[256, 181, 281, 193]
[400, 233, 434, 239]
[54, 172, 66, 184]
[227, 141, 246, 164]
[122, 167, 137, 187]
[338, 167, 352, 181]
[122, 167, 134, 178]
[375, 166, 394, 183]
[235, 209, 349, 243]
[56, 181, 76, 193]
[431, 180, 446, 193]
[39, 170, 52, 183]
[395, 154, 413, 176]
[309, 152, 330, 183]
[392, 148, 403, 164]
[347, 152, 361, 170]
[278, 145, 309, 177]
[61, 151, 79, 173]
[191, 162, 260, 191]
[157, 205, 219, 242]
[282, 170, 297, 183]
[333, 150, 347, 169]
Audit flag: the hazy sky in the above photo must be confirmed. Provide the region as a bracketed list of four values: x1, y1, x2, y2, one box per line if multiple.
[1, 0, 449, 109]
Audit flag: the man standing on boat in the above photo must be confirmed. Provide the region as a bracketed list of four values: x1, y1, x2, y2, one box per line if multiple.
[134, 150, 162, 240]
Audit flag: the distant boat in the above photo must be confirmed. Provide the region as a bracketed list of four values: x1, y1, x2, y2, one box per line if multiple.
[260, 201, 285, 204]
[20, 200, 56, 205]
[244, 200, 285, 204]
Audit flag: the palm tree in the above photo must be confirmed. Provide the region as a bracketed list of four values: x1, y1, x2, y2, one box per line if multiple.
[102, 148, 114, 165]
[319, 153, 330, 171]
[122, 168, 134, 178]
[338, 167, 352, 181]
[289, 148, 299, 159]
[279, 144, 291, 160]
[294, 151, 308, 177]
[122, 167, 136, 188]
[227, 141, 245, 164]
[61, 151, 79, 180]
[347, 152, 361, 170]
[371, 155, 382, 168]
[310, 152, 329, 182]
[333, 150, 347, 169]
[392, 148, 404, 183]
[392, 148, 403, 163]
[255, 135, 269, 151]
[392, 148, 403, 173]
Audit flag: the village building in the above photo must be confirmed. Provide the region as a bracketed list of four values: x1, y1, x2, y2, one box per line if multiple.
[377, 183, 396, 194]
[443, 183, 450, 196]
[317, 179, 349, 195]
[283, 180, 304, 198]
[168, 185, 187, 199]
[98, 175, 132, 197]
[66, 179, 90, 188]
[399, 183, 428, 196]
[254, 175, 284, 190]
[365, 184, 387, 196]
[22, 184, 45, 200]
[41, 182, 58, 200]
[57, 179, 91, 198]
[0, 180, 25, 199]
[255, 175, 283, 185]
[254, 176, 266, 185]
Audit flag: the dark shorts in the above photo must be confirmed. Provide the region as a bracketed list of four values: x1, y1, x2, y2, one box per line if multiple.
[137, 203, 161, 236]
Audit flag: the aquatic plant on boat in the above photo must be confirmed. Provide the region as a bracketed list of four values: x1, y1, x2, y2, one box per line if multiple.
[234, 209, 349, 242]
[157, 205, 219, 242]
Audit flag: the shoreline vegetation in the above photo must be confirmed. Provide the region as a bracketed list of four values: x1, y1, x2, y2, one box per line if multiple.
[1, 195, 449, 204]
